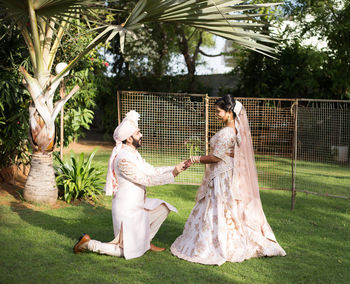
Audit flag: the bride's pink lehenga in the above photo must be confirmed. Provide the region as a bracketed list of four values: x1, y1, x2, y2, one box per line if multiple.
[171, 102, 286, 265]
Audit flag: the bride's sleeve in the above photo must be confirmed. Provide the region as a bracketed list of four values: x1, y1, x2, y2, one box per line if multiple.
[212, 129, 235, 162]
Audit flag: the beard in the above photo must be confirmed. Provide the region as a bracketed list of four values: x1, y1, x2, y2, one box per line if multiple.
[131, 136, 142, 148]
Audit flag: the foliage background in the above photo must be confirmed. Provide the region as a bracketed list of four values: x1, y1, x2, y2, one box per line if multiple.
[0, 23, 30, 169]
[230, 0, 350, 100]
[1, 0, 350, 164]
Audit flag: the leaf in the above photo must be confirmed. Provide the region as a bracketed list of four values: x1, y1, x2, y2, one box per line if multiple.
[53, 150, 103, 204]
[121, 0, 280, 55]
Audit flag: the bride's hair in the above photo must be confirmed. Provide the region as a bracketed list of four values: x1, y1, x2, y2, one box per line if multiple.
[215, 94, 236, 117]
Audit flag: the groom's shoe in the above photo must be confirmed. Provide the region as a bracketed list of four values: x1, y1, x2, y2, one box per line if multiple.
[73, 233, 91, 254]
[150, 243, 165, 252]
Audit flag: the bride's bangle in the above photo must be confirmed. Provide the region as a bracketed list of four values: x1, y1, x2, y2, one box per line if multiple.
[190, 156, 201, 163]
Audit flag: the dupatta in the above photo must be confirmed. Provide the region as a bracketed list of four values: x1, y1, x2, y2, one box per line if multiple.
[234, 102, 277, 242]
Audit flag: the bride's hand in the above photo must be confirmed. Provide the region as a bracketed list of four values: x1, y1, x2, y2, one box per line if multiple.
[189, 156, 201, 163]
[226, 146, 235, 158]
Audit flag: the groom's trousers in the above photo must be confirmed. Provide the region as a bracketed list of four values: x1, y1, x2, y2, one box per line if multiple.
[87, 204, 170, 257]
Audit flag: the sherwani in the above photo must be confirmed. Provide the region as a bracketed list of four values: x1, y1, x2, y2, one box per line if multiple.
[88, 144, 177, 260]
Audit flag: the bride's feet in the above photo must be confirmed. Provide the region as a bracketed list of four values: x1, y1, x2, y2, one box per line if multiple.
[150, 243, 165, 252]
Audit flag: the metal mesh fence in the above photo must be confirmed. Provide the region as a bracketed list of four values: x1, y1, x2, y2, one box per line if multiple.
[118, 91, 207, 185]
[296, 100, 350, 198]
[118, 91, 350, 200]
[208, 98, 295, 191]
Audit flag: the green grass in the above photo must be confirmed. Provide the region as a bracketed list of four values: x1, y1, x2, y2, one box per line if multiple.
[295, 159, 350, 197]
[0, 148, 349, 283]
[0, 187, 349, 283]
[255, 155, 350, 197]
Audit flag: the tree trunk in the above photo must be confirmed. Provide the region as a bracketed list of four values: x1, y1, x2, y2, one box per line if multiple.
[176, 26, 203, 92]
[24, 153, 57, 205]
[18, 58, 78, 206]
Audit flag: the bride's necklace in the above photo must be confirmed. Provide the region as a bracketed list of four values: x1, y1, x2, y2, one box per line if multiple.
[226, 115, 234, 124]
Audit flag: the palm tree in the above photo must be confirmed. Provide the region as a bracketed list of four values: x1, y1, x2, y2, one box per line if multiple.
[0, 0, 280, 205]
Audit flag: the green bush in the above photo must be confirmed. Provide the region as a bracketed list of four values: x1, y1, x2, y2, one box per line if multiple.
[0, 22, 31, 169]
[54, 150, 104, 204]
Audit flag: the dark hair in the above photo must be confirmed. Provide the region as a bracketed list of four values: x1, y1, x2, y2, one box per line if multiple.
[215, 94, 236, 117]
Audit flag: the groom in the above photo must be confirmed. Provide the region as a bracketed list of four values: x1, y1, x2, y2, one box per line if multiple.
[73, 110, 188, 259]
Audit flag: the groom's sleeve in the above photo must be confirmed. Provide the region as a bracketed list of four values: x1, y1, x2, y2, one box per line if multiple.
[118, 158, 174, 187]
[142, 160, 175, 176]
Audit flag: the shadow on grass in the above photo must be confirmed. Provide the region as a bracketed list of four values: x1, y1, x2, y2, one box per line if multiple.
[10, 201, 114, 247]
[0, 181, 25, 201]
[6, 201, 245, 283]
[5, 187, 350, 283]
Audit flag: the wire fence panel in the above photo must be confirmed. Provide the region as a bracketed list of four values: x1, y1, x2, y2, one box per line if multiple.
[209, 98, 295, 191]
[118, 91, 350, 199]
[118, 91, 206, 185]
[296, 100, 350, 198]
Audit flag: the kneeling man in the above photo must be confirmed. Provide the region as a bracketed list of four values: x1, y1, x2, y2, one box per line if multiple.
[74, 110, 188, 259]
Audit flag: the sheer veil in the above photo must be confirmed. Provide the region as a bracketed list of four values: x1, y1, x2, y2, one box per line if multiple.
[234, 102, 277, 242]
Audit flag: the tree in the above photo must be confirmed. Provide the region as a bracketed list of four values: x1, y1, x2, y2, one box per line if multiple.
[315, 1, 350, 99]
[54, 20, 109, 146]
[288, 0, 350, 98]
[231, 0, 350, 99]
[174, 26, 215, 91]
[233, 40, 332, 99]
[0, 18, 108, 178]
[0, 0, 280, 205]
[101, 0, 179, 78]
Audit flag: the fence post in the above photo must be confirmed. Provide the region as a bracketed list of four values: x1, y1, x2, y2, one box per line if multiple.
[205, 94, 209, 156]
[291, 99, 298, 210]
[117, 91, 121, 125]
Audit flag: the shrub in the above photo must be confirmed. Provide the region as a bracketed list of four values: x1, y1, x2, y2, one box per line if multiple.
[54, 150, 104, 204]
[0, 22, 31, 170]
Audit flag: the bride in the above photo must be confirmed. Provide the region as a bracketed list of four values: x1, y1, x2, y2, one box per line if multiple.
[171, 94, 286, 265]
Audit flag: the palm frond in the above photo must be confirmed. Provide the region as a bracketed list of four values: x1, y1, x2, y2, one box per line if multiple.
[0, 0, 121, 28]
[1, 0, 282, 83]
[0, 0, 116, 17]
[120, 0, 281, 55]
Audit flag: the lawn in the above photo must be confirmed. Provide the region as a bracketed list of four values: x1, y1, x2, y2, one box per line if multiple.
[0, 147, 349, 283]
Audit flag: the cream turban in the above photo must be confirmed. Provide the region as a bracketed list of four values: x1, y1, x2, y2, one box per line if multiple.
[104, 110, 140, 196]
[113, 110, 140, 142]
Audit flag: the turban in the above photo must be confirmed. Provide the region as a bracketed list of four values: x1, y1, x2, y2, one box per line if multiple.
[113, 110, 140, 142]
[104, 110, 140, 196]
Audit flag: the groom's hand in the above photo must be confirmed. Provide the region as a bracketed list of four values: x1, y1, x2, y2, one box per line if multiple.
[173, 161, 190, 177]
[173, 162, 185, 177]
[184, 159, 192, 169]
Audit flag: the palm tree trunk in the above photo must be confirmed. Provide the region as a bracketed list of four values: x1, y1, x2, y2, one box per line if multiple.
[20, 70, 78, 206]
[24, 153, 57, 205]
